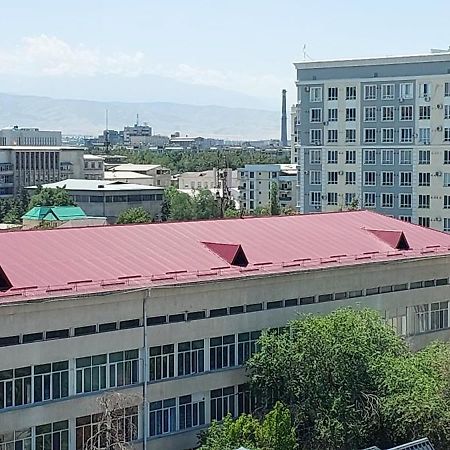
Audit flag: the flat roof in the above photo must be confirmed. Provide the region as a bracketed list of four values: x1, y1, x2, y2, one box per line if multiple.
[0, 146, 84, 150]
[104, 171, 153, 179]
[1, 211, 450, 303]
[112, 164, 163, 171]
[28, 179, 163, 191]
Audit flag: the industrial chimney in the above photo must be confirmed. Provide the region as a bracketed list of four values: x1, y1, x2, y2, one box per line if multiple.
[280, 89, 288, 147]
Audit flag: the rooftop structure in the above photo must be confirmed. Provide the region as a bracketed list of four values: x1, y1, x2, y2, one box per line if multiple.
[108, 163, 171, 187]
[0, 126, 62, 146]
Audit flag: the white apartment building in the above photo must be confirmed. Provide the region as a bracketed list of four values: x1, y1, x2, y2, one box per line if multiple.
[108, 164, 171, 188]
[83, 154, 105, 180]
[294, 52, 450, 231]
[238, 164, 297, 212]
[1, 211, 450, 449]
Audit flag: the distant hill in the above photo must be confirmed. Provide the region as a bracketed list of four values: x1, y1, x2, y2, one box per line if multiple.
[0, 93, 281, 140]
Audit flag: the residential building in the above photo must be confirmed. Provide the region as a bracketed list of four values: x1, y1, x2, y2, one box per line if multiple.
[0, 126, 62, 146]
[294, 52, 450, 231]
[177, 169, 238, 190]
[108, 164, 171, 187]
[0, 146, 85, 197]
[83, 154, 105, 180]
[1, 212, 450, 449]
[27, 179, 164, 223]
[123, 124, 153, 147]
[238, 164, 297, 212]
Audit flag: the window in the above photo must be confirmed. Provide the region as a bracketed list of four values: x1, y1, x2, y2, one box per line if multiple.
[418, 172, 431, 187]
[178, 340, 204, 376]
[382, 106, 394, 121]
[327, 129, 338, 143]
[445, 105, 450, 120]
[364, 106, 377, 122]
[345, 193, 356, 206]
[381, 128, 394, 143]
[444, 128, 450, 142]
[310, 87, 322, 102]
[150, 398, 176, 436]
[328, 108, 338, 122]
[310, 108, 322, 123]
[346, 108, 356, 121]
[413, 302, 449, 334]
[108, 350, 139, 388]
[0, 366, 31, 408]
[419, 82, 430, 98]
[328, 87, 338, 100]
[399, 172, 412, 186]
[346, 129, 356, 143]
[310, 192, 321, 207]
[444, 172, 450, 187]
[238, 384, 257, 415]
[327, 150, 338, 164]
[445, 151, 450, 165]
[399, 193, 412, 208]
[0, 429, 32, 450]
[210, 387, 235, 421]
[238, 331, 261, 365]
[399, 215, 412, 223]
[419, 150, 430, 164]
[310, 129, 322, 145]
[400, 128, 413, 143]
[419, 216, 430, 227]
[445, 218, 450, 232]
[400, 105, 413, 121]
[327, 192, 338, 205]
[364, 149, 376, 164]
[309, 149, 321, 164]
[419, 105, 431, 120]
[381, 193, 393, 208]
[36, 421, 69, 450]
[400, 82, 413, 99]
[346, 150, 356, 164]
[419, 127, 431, 144]
[418, 194, 430, 209]
[345, 172, 356, 185]
[399, 149, 412, 165]
[346, 86, 356, 100]
[363, 192, 376, 208]
[210, 335, 235, 370]
[382, 84, 395, 100]
[179, 395, 206, 430]
[149, 344, 174, 381]
[445, 82, 450, 97]
[310, 170, 321, 185]
[382, 149, 394, 165]
[364, 129, 376, 143]
[444, 195, 450, 209]
[328, 171, 338, 185]
[382, 172, 394, 186]
[364, 171, 376, 186]
[364, 85, 377, 100]
[387, 314, 407, 336]
[34, 361, 69, 402]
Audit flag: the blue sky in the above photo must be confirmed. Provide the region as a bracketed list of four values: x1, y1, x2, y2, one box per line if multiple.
[2, 0, 450, 106]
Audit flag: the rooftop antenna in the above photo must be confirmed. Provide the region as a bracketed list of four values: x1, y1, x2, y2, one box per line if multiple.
[136, 113, 139, 127]
[104, 109, 110, 154]
[303, 44, 307, 61]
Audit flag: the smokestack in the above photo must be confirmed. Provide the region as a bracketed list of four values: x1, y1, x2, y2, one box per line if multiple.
[281, 89, 288, 147]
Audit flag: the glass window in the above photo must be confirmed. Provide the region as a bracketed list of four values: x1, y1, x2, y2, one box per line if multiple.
[34, 361, 69, 402]
[419, 128, 431, 144]
[345, 172, 356, 185]
[149, 344, 174, 381]
[400, 105, 413, 121]
[238, 331, 261, 365]
[363, 192, 376, 208]
[418, 194, 430, 209]
[178, 340, 204, 376]
[36, 421, 69, 450]
[327, 192, 338, 205]
[400, 82, 413, 99]
[346, 86, 356, 100]
[149, 398, 176, 436]
[346, 129, 356, 143]
[179, 395, 205, 430]
[381, 149, 394, 165]
[345, 150, 356, 164]
[364, 106, 376, 122]
[381, 193, 393, 208]
[399, 193, 412, 208]
[419, 150, 430, 165]
[310, 108, 322, 123]
[419, 105, 431, 120]
[309, 149, 321, 164]
[382, 106, 394, 121]
[382, 84, 395, 100]
[327, 150, 338, 164]
[381, 128, 394, 143]
[210, 387, 235, 421]
[328, 87, 338, 100]
[310, 87, 322, 102]
[0, 367, 32, 409]
[418, 172, 431, 187]
[309, 129, 322, 145]
[346, 108, 356, 121]
[364, 85, 377, 100]
[210, 335, 236, 370]
[327, 129, 338, 143]
[399, 149, 412, 165]
[364, 129, 376, 143]
[381, 172, 394, 186]
[364, 171, 376, 186]
[400, 128, 413, 143]
[328, 108, 338, 122]
[364, 149, 376, 165]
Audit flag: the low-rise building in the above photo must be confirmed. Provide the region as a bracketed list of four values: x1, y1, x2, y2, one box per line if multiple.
[1, 211, 450, 449]
[177, 169, 238, 190]
[83, 154, 105, 180]
[27, 179, 164, 223]
[109, 164, 171, 187]
[123, 124, 153, 147]
[238, 164, 297, 212]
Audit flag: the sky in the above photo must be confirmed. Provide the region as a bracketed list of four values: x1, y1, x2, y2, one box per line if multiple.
[2, 0, 450, 108]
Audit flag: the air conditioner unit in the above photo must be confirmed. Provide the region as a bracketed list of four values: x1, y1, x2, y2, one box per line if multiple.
[436, 217, 442, 222]
[321, 195, 327, 200]
[305, 86, 310, 92]
[437, 104, 443, 109]
[315, 141, 322, 146]
[437, 126, 443, 132]
[424, 141, 430, 145]
[399, 97, 404, 103]
[435, 171, 442, 176]
[424, 96, 431, 102]
[338, 170, 344, 175]
[304, 170, 309, 175]
[323, 121, 329, 126]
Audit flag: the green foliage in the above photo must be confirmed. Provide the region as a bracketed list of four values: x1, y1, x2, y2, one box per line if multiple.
[0, 190, 30, 224]
[116, 207, 152, 224]
[29, 187, 75, 208]
[112, 148, 289, 173]
[223, 207, 240, 218]
[193, 189, 219, 220]
[253, 206, 271, 217]
[199, 402, 296, 450]
[269, 183, 280, 216]
[247, 308, 450, 450]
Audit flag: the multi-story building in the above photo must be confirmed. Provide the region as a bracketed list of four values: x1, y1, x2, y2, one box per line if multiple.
[0, 146, 85, 197]
[83, 154, 105, 180]
[123, 124, 153, 147]
[108, 164, 171, 187]
[0, 126, 62, 146]
[177, 169, 238, 190]
[1, 211, 450, 449]
[238, 164, 297, 212]
[294, 52, 450, 231]
[28, 179, 164, 223]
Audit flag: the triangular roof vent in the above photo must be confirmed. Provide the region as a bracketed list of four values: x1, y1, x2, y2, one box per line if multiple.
[202, 242, 249, 267]
[0, 265, 12, 291]
[366, 229, 410, 250]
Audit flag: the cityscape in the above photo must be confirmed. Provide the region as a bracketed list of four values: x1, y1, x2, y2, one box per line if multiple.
[1, 1, 450, 450]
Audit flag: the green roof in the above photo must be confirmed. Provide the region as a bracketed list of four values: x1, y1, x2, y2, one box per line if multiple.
[22, 206, 87, 221]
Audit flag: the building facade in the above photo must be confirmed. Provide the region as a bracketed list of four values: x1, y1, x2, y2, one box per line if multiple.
[0, 126, 62, 146]
[1, 212, 450, 449]
[238, 164, 297, 212]
[84, 154, 105, 180]
[109, 164, 171, 187]
[294, 52, 450, 231]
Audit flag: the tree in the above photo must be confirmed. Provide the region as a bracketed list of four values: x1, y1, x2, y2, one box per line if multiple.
[246, 308, 450, 450]
[253, 206, 271, 217]
[223, 207, 240, 218]
[193, 189, 219, 219]
[116, 207, 152, 224]
[29, 187, 75, 208]
[269, 183, 280, 216]
[199, 402, 296, 450]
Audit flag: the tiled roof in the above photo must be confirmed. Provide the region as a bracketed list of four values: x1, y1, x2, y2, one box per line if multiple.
[1, 211, 450, 302]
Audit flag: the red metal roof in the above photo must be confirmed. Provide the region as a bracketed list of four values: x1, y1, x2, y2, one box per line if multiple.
[2, 210, 450, 303]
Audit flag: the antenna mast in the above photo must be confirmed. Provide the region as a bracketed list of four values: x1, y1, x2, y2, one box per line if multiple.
[104, 109, 110, 154]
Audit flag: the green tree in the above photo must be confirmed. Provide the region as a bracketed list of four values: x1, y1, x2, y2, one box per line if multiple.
[223, 207, 240, 218]
[193, 189, 219, 220]
[29, 187, 75, 208]
[116, 207, 152, 224]
[168, 190, 195, 221]
[269, 182, 280, 216]
[248, 308, 435, 450]
[253, 206, 271, 217]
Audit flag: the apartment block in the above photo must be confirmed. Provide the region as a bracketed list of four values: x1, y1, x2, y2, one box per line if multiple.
[1, 212, 450, 449]
[238, 164, 297, 212]
[294, 52, 450, 231]
[0, 126, 62, 147]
